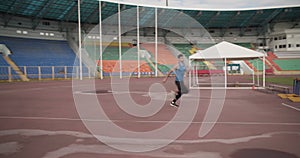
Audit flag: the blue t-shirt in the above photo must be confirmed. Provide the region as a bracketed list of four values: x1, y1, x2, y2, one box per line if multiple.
[175, 62, 186, 81]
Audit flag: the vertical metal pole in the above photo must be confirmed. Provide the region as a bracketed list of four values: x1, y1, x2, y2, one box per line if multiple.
[99, 1, 103, 79]
[189, 59, 191, 88]
[78, 0, 83, 80]
[193, 62, 196, 86]
[263, 56, 266, 87]
[137, 6, 140, 78]
[38, 66, 41, 80]
[52, 66, 54, 80]
[93, 40, 96, 78]
[118, 3, 122, 78]
[252, 64, 255, 85]
[64, 66, 67, 79]
[24, 66, 27, 78]
[256, 59, 259, 86]
[224, 58, 227, 88]
[195, 62, 199, 85]
[8, 67, 11, 82]
[155, 8, 158, 77]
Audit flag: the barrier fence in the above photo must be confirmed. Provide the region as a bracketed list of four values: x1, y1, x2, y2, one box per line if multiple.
[0, 66, 156, 81]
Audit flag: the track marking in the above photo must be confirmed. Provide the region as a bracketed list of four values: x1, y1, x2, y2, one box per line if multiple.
[0, 116, 300, 126]
[282, 103, 300, 112]
[0, 129, 300, 145]
[1, 129, 299, 158]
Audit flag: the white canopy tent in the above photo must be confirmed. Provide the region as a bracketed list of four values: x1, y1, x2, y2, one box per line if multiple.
[189, 41, 266, 89]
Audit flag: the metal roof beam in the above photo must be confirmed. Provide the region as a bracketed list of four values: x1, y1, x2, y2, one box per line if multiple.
[260, 9, 283, 26]
[32, 0, 56, 30]
[31, 0, 52, 18]
[220, 12, 240, 37]
[4, 0, 21, 27]
[204, 11, 220, 28]
[63, 1, 78, 22]
[239, 12, 256, 27]
[83, 6, 99, 24]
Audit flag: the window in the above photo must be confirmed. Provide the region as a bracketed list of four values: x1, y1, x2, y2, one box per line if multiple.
[275, 45, 277, 49]
[283, 36, 286, 40]
[40, 32, 44, 35]
[42, 21, 50, 26]
[282, 45, 286, 48]
[288, 44, 292, 48]
[296, 44, 300, 47]
[274, 37, 278, 40]
[16, 30, 22, 34]
[279, 45, 282, 48]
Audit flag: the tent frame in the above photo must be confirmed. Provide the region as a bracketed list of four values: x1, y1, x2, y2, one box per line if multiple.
[189, 56, 266, 90]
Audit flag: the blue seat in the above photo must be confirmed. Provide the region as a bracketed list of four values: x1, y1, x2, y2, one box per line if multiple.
[0, 36, 79, 79]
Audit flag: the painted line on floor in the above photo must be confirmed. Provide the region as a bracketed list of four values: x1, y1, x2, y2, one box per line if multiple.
[282, 103, 300, 112]
[0, 116, 300, 126]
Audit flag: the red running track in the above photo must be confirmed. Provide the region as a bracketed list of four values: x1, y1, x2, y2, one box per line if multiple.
[0, 78, 299, 158]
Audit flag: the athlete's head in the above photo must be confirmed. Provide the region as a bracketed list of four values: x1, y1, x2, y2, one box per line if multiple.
[177, 54, 184, 62]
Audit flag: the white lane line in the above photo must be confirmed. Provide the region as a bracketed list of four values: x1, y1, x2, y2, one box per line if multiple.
[0, 129, 300, 146]
[282, 103, 300, 112]
[0, 116, 300, 126]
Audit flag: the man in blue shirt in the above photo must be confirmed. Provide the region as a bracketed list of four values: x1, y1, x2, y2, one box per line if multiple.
[163, 54, 189, 108]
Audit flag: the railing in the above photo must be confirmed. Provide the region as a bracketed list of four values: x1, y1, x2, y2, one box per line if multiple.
[0, 66, 93, 81]
[0, 66, 156, 81]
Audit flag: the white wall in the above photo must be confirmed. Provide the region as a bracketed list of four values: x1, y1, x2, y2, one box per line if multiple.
[0, 26, 66, 40]
[269, 28, 300, 52]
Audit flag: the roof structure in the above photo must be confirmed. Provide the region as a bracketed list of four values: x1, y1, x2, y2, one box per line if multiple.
[189, 41, 265, 60]
[0, 0, 299, 30]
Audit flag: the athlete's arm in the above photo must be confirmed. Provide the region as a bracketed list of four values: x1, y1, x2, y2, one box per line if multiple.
[163, 64, 178, 83]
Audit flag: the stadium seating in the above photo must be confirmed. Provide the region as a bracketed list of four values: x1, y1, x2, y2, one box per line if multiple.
[247, 59, 270, 71]
[0, 56, 9, 80]
[273, 59, 300, 70]
[0, 36, 77, 79]
[274, 51, 300, 58]
[0, 56, 8, 66]
[172, 43, 214, 58]
[172, 44, 192, 57]
[141, 43, 178, 65]
[197, 43, 214, 50]
[235, 43, 253, 49]
[0, 56, 20, 80]
[90, 44, 155, 74]
[0, 36, 76, 66]
[100, 60, 153, 74]
[102, 47, 137, 60]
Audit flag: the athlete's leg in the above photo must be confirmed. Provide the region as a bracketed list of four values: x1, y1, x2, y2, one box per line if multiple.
[173, 81, 182, 102]
[180, 81, 189, 94]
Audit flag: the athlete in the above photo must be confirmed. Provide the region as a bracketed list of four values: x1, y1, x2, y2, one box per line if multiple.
[163, 54, 189, 108]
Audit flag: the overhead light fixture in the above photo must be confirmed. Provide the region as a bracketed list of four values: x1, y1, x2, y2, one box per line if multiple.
[101, 2, 106, 7]
[197, 11, 202, 16]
